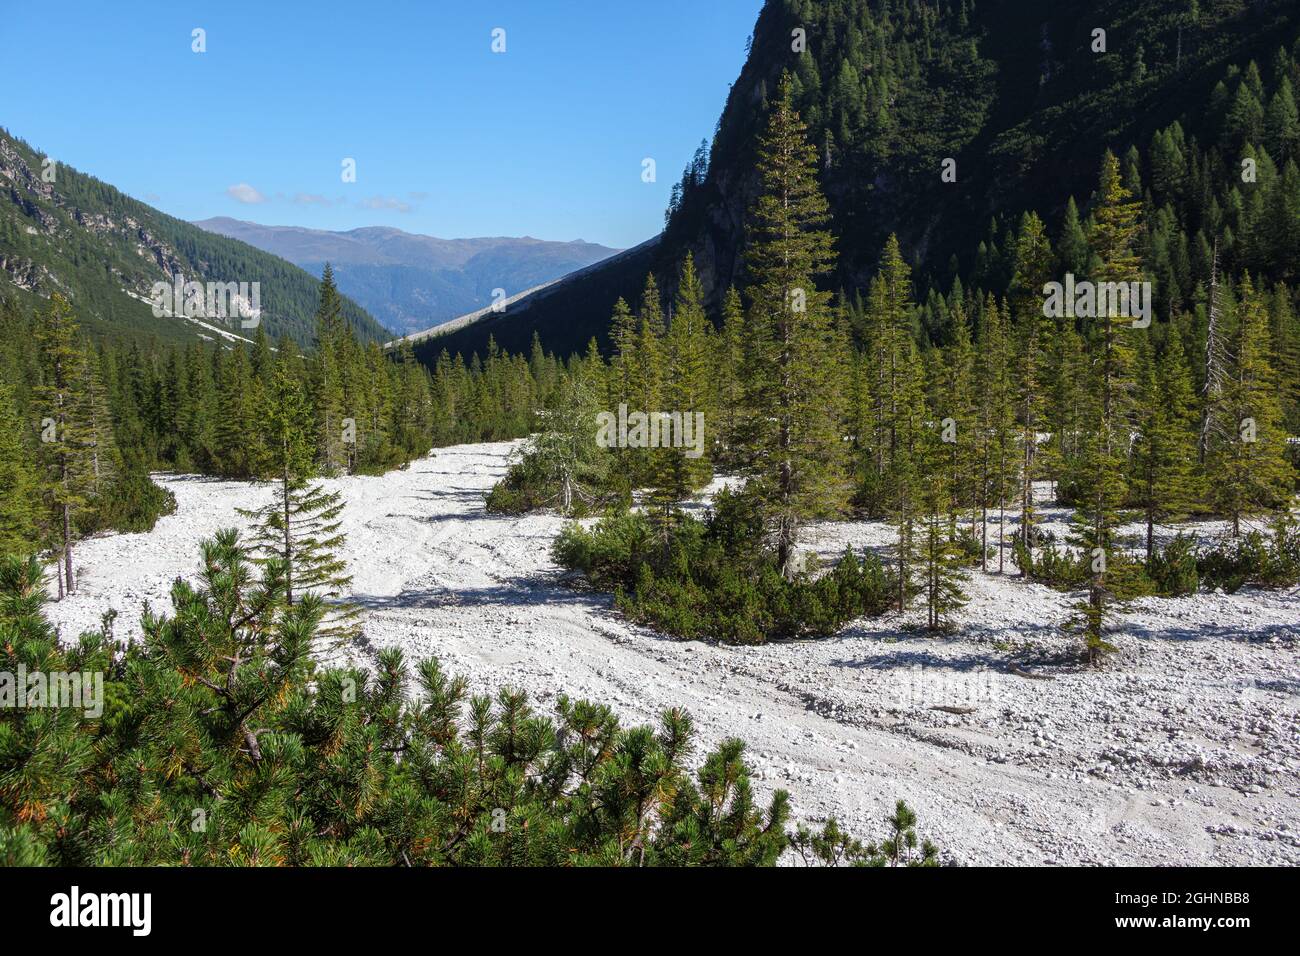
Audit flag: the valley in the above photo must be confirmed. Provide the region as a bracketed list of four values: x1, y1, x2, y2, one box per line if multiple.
[4, 0, 1300, 885]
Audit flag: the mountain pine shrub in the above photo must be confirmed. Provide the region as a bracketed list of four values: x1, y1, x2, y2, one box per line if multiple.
[553, 489, 892, 644]
[789, 800, 939, 867]
[79, 452, 177, 536]
[0, 534, 928, 867]
[1199, 517, 1300, 592]
[1148, 533, 1201, 597]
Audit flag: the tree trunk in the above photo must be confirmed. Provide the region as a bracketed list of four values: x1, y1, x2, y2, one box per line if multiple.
[980, 443, 990, 572]
[282, 468, 293, 605]
[1021, 427, 1034, 566]
[998, 495, 1006, 574]
[950, 446, 959, 537]
[980, 500, 988, 573]
[62, 502, 74, 595]
[897, 542, 906, 612]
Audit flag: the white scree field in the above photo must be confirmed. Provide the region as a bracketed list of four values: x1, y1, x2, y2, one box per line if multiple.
[44, 441, 1300, 866]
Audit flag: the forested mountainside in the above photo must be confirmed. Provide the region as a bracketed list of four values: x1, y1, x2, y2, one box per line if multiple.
[195, 217, 620, 335]
[425, 0, 1300, 360]
[0, 129, 387, 348]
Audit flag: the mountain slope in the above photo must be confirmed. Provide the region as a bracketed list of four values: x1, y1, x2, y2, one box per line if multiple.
[424, 0, 1300, 361]
[0, 129, 387, 348]
[194, 217, 621, 335]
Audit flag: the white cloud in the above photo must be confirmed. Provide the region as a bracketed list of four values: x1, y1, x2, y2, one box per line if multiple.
[358, 195, 413, 213]
[292, 192, 333, 206]
[226, 182, 266, 204]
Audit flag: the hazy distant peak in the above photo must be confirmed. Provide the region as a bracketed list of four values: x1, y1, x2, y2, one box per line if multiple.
[193, 218, 622, 335]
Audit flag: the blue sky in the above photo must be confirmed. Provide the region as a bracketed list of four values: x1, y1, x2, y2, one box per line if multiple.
[1, 0, 762, 249]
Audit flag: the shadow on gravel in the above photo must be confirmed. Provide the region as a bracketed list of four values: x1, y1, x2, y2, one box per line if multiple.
[834, 619, 1062, 643]
[828, 650, 1008, 673]
[1125, 621, 1299, 643]
[826, 620, 1086, 674]
[154, 473, 250, 484]
[371, 487, 535, 526]
[351, 576, 609, 615]
[396, 487, 493, 514]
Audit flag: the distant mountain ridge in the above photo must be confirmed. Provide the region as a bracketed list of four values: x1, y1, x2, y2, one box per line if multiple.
[390, 236, 663, 348]
[0, 128, 387, 348]
[193, 217, 622, 335]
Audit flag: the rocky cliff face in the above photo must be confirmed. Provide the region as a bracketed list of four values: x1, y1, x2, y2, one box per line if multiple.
[1, 135, 184, 294]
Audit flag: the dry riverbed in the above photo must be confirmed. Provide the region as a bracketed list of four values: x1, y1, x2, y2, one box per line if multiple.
[45, 441, 1300, 865]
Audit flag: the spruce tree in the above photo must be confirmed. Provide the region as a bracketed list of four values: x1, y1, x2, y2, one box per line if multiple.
[973, 293, 1015, 573]
[1131, 328, 1201, 564]
[858, 235, 922, 524]
[1269, 282, 1300, 434]
[1070, 152, 1144, 661]
[1207, 276, 1295, 534]
[634, 275, 666, 417]
[649, 255, 714, 527]
[859, 274, 893, 508]
[939, 299, 977, 535]
[213, 345, 263, 480]
[1009, 212, 1054, 564]
[919, 504, 969, 632]
[1042, 315, 1087, 502]
[239, 364, 357, 638]
[79, 347, 119, 501]
[0, 380, 39, 556]
[890, 340, 927, 610]
[879, 238, 920, 474]
[607, 296, 637, 410]
[1198, 244, 1233, 463]
[528, 331, 549, 391]
[918, 382, 969, 631]
[312, 264, 349, 475]
[714, 287, 748, 470]
[740, 72, 848, 577]
[1266, 77, 1300, 161]
[179, 343, 216, 471]
[624, 276, 666, 485]
[525, 366, 610, 514]
[33, 295, 92, 598]
[1057, 196, 1090, 277]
